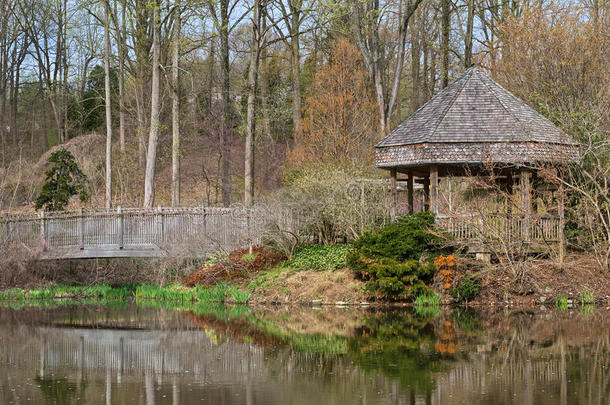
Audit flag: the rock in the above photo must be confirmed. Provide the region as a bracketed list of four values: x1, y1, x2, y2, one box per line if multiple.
[360, 302, 370, 306]
[335, 301, 349, 306]
[310, 299, 322, 307]
[539, 296, 547, 303]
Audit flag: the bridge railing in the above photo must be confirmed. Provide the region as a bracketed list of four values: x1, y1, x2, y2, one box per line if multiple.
[0, 207, 290, 254]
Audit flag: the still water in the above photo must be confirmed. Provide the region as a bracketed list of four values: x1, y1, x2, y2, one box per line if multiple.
[0, 302, 608, 405]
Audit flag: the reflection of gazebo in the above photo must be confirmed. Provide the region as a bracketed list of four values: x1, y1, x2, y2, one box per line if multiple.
[375, 67, 579, 246]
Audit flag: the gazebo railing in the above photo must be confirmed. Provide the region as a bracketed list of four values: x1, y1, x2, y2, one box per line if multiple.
[436, 213, 561, 243]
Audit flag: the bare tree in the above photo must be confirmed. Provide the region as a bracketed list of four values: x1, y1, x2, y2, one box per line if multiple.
[440, 0, 450, 88]
[171, 0, 181, 207]
[244, 0, 262, 207]
[352, 0, 423, 135]
[143, 0, 160, 208]
[104, 0, 113, 209]
[207, 0, 249, 206]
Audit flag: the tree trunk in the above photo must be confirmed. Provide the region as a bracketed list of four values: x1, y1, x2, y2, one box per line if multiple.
[8, 47, 15, 146]
[245, 0, 261, 206]
[464, 0, 475, 67]
[385, 0, 421, 131]
[289, 29, 302, 145]
[143, 2, 160, 208]
[422, 27, 429, 99]
[104, 0, 113, 209]
[259, 11, 271, 140]
[441, 0, 450, 88]
[410, 22, 420, 113]
[62, 0, 68, 141]
[171, 0, 181, 207]
[353, 0, 423, 136]
[118, 0, 126, 153]
[220, 0, 232, 207]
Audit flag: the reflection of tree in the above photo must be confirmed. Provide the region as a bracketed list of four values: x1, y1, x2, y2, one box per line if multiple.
[347, 310, 450, 396]
[35, 376, 87, 405]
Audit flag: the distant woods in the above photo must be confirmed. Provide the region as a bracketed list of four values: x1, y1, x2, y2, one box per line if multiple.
[0, 0, 607, 210]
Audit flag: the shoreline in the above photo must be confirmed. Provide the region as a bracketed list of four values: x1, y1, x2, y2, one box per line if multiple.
[1, 283, 608, 309]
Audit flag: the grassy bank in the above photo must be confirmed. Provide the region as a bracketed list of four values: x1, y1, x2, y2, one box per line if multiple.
[0, 283, 252, 304]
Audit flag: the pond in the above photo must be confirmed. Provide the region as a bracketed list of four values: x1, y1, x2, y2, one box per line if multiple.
[0, 301, 608, 404]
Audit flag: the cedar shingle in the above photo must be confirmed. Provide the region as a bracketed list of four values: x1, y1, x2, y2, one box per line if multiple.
[375, 67, 579, 167]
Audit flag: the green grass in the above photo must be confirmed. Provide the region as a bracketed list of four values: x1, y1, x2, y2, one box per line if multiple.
[0, 282, 243, 304]
[415, 293, 441, 317]
[0, 285, 138, 301]
[247, 266, 297, 291]
[556, 296, 569, 311]
[228, 285, 251, 304]
[280, 244, 352, 271]
[241, 253, 258, 262]
[415, 293, 441, 307]
[581, 288, 595, 305]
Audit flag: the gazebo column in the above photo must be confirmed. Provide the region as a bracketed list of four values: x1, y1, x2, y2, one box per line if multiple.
[390, 168, 397, 221]
[430, 165, 439, 214]
[506, 171, 514, 214]
[423, 176, 430, 212]
[520, 169, 532, 241]
[407, 172, 414, 214]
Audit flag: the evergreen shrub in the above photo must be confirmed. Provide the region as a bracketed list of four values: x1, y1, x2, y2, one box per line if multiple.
[449, 273, 481, 302]
[347, 212, 444, 300]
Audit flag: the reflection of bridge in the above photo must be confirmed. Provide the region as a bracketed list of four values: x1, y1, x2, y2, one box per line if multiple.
[0, 207, 273, 260]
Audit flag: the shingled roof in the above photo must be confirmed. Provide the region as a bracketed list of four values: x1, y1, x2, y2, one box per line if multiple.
[376, 67, 579, 169]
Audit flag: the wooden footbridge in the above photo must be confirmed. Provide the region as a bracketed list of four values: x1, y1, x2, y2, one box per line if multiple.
[0, 205, 561, 260]
[0, 207, 271, 260]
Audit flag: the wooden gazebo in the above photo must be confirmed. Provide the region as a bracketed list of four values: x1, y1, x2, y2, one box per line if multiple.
[376, 67, 579, 246]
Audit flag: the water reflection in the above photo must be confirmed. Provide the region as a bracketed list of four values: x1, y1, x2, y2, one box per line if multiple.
[0, 303, 608, 404]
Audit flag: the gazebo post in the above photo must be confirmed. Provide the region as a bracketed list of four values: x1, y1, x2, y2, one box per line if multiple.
[520, 169, 532, 241]
[407, 172, 414, 214]
[423, 176, 430, 212]
[506, 171, 514, 214]
[390, 168, 397, 221]
[430, 165, 438, 214]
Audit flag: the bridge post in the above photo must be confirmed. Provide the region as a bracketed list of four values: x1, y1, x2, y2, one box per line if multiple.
[39, 210, 46, 246]
[79, 207, 84, 250]
[158, 206, 165, 244]
[117, 206, 124, 249]
[5, 219, 11, 244]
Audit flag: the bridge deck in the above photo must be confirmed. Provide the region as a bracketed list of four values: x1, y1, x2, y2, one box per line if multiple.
[41, 244, 169, 259]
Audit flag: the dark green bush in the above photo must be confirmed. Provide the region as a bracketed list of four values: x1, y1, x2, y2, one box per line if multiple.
[449, 273, 481, 302]
[349, 253, 434, 299]
[351, 212, 441, 261]
[346, 212, 444, 300]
